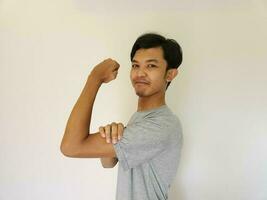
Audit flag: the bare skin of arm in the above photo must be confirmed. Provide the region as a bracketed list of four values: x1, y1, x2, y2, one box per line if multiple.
[100, 157, 118, 168]
[60, 58, 120, 159]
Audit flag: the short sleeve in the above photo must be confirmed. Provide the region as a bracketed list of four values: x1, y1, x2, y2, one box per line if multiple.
[112, 118, 170, 171]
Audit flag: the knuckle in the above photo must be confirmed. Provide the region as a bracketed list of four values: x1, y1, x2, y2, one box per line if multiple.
[118, 122, 124, 127]
[105, 124, 110, 129]
[119, 124, 124, 130]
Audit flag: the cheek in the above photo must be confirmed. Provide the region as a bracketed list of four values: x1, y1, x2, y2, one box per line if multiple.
[151, 72, 165, 83]
[130, 71, 134, 78]
[149, 75, 165, 89]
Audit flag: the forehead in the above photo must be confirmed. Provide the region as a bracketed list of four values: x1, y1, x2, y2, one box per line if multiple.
[132, 47, 165, 63]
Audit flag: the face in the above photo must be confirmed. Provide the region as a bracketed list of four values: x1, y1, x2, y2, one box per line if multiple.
[130, 47, 168, 97]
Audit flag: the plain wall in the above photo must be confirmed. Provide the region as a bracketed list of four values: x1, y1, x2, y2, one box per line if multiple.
[0, 0, 266, 199]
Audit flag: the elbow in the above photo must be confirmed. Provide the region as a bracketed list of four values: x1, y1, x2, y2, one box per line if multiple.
[102, 165, 114, 169]
[60, 144, 70, 157]
[102, 164, 114, 168]
[100, 157, 118, 168]
[60, 143, 76, 157]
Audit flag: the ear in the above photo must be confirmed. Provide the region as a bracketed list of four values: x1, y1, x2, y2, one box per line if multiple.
[166, 68, 178, 82]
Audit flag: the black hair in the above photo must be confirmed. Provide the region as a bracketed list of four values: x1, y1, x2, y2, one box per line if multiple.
[130, 32, 183, 90]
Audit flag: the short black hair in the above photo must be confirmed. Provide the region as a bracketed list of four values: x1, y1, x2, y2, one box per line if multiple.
[130, 32, 183, 90]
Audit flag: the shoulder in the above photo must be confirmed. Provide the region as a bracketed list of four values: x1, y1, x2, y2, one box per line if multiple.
[144, 107, 180, 126]
[128, 106, 182, 134]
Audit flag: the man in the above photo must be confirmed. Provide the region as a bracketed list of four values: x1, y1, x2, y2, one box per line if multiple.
[60, 32, 183, 200]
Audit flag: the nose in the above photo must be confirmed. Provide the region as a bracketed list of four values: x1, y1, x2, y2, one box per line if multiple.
[136, 67, 147, 77]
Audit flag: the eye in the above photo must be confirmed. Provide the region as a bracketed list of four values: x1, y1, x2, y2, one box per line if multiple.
[148, 64, 156, 68]
[132, 64, 139, 68]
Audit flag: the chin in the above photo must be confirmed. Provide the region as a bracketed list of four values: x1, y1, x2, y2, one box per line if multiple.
[135, 90, 144, 97]
[134, 89, 146, 97]
[135, 89, 155, 97]
[136, 92, 146, 97]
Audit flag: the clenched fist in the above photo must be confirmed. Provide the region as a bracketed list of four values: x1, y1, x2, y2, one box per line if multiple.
[99, 122, 125, 144]
[90, 58, 120, 83]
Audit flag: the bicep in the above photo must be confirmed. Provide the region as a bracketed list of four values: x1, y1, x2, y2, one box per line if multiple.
[69, 132, 117, 158]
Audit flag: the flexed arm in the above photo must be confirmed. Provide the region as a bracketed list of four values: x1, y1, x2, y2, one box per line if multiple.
[60, 58, 120, 157]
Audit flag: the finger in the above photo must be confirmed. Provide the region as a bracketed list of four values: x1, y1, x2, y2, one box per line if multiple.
[99, 126, 105, 137]
[111, 122, 118, 144]
[104, 125, 111, 143]
[114, 64, 120, 71]
[111, 67, 119, 74]
[113, 72, 118, 79]
[117, 123, 124, 140]
[111, 59, 120, 70]
[112, 70, 118, 78]
[114, 60, 120, 68]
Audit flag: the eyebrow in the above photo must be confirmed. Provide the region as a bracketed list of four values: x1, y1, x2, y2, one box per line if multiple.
[132, 59, 159, 63]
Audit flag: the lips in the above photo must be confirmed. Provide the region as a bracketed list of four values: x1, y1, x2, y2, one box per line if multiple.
[135, 82, 149, 87]
[136, 82, 148, 84]
[135, 80, 149, 84]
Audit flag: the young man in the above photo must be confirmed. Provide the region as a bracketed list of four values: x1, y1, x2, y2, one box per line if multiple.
[60, 32, 183, 200]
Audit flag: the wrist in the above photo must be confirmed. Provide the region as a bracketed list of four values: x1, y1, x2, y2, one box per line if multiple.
[88, 73, 103, 85]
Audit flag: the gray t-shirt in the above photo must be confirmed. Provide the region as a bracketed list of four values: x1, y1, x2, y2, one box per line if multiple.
[112, 104, 183, 200]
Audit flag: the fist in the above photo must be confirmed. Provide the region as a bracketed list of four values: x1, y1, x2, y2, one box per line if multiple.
[90, 58, 120, 83]
[99, 122, 125, 144]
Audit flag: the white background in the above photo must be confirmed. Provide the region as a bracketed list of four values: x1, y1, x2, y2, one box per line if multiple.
[0, 0, 266, 199]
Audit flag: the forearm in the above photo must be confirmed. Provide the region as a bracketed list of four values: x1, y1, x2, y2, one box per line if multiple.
[60, 74, 102, 153]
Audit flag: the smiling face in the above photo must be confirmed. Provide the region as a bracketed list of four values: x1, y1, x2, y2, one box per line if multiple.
[130, 47, 168, 97]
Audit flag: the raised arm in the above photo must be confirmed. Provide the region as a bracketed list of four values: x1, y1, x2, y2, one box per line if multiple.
[60, 58, 120, 157]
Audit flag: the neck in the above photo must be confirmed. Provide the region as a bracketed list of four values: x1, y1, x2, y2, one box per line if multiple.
[137, 92, 166, 112]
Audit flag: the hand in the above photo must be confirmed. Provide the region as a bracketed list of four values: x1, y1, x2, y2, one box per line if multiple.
[99, 122, 125, 144]
[90, 58, 120, 84]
